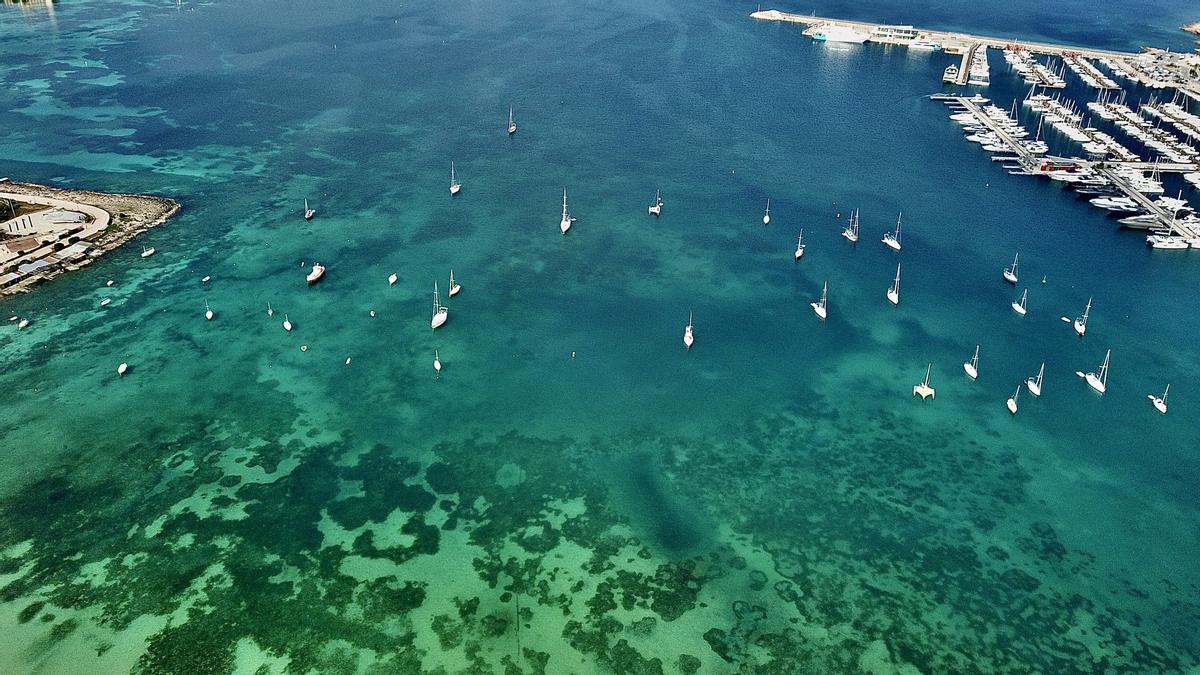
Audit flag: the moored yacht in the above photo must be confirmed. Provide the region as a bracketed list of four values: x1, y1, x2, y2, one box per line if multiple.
[886, 263, 900, 305]
[842, 208, 859, 243]
[913, 364, 935, 400]
[449, 162, 462, 196]
[794, 229, 805, 260]
[306, 262, 326, 284]
[1076, 349, 1110, 394]
[448, 270, 461, 297]
[304, 198, 315, 220]
[1006, 384, 1020, 414]
[1147, 384, 1169, 414]
[683, 311, 694, 350]
[431, 282, 448, 329]
[762, 199, 771, 225]
[560, 188, 576, 234]
[963, 345, 980, 380]
[648, 190, 663, 217]
[508, 106, 517, 135]
[204, 299, 213, 321]
[1011, 288, 1028, 316]
[811, 281, 828, 320]
[882, 213, 902, 251]
[1025, 362, 1044, 397]
[1073, 297, 1091, 336]
[1003, 253, 1018, 284]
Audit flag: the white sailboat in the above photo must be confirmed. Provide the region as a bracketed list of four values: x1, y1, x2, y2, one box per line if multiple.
[913, 363, 936, 400]
[1147, 384, 1169, 414]
[283, 313, 293, 332]
[304, 198, 315, 220]
[388, 273, 398, 286]
[842, 208, 859, 243]
[762, 199, 771, 225]
[1003, 253, 1019, 285]
[1073, 297, 1091, 336]
[648, 190, 662, 217]
[267, 301, 274, 317]
[117, 362, 128, 376]
[450, 162, 462, 196]
[431, 281, 448, 329]
[1076, 349, 1110, 394]
[204, 299, 213, 321]
[434, 349, 442, 373]
[448, 270, 461, 297]
[811, 281, 828, 320]
[1006, 384, 1021, 414]
[560, 188, 575, 234]
[683, 311, 694, 350]
[1011, 288, 1028, 316]
[886, 262, 900, 305]
[1026, 362, 1044, 397]
[17, 318, 28, 329]
[141, 246, 156, 258]
[964, 345, 980, 380]
[508, 105, 517, 135]
[794, 229, 805, 260]
[882, 213, 902, 251]
[100, 298, 111, 307]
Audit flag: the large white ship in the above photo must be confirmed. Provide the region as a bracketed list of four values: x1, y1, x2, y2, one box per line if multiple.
[812, 24, 869, 44]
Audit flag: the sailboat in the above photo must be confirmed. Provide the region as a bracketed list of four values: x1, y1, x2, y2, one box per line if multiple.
[842, 208, 859, 243]
[449, 162, 462, 195]
[431, 282, 448, 329]
[810, 281, 828, 320]
[1026, 362, 1044, 397]
[1006, 384, 1021, 414]
[388, 273, 397, 286]
[794, 229, 805, 260]
[964, 345, 980, 380]
[1147, 384, 1169, 414]
[882, 213, 902, 251]
[1011, 288, 1028, 316]
[508, 106, 517, 135]
[17, 318, 29, 329]
[683, 311, 694, 350]
[434, 349, 442, 374]
[1073, 297, 1091, 336]
[283, 313, 293, 332]
[1076, 348, 1110, 394]
[1003, 253, 1019, 284]
[100, 298, 111, 307]
[266, 301, 274, 316]
[648, 190, 663, 216]
[560, 188, 575, 234]
[304, 198, 315, 220]
[117, 362, 128, 376]
[762, 199, 771, 225]
[204, 299, 213, 321]
[448, 270, 461, 297]
[141, 246, 156, 258]
[913, 363, 936, 400]
[306, 262, 326, 285]
[886, 262, 900, 305]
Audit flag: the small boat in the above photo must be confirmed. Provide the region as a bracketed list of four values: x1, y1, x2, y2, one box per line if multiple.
[431, 282, 448, 329]
[1011, 288, 1028, 316]
[886, 262, 900, 306]
[1074, 297, 1091, 336]
[448, 270, 461, 297]
[141, 246, 156, 258]
[1002, 253, 1018, 284]
[560, 188, 575, 234]
[304, 198, 315, 220]
[882, 213, 902, 251]
[1026, 362, 1044, 397]
[100, 298, 112, 307]
[1147, 384, 1169, 414]
[449, 161, 462, 196]
[434, 349, 442, 373]
[283, 314, 293, 332]
[964, 345, 980, 380]
[201, 275, 211, 283]
[508, 105, 517, 135]
[811, 281, 828, 320]
[5, 316, 13, 322]
[1077, 348, 1110, 394]
[204, 299, 214, 321]
[762, 199, 771, 226]
[648, 190, 663, 217]
[267, 301, 274, 317]
[17, 318, 29, 329]
[345, 356, 352, 365]
[683, 311, 694, 350]
[794, 229, 805, 260]
[1006, 384, 1021, 414]
[1041, 275, 1047, 285]
[117, 362, 128, 376]
[388, 273, 397, 286]
[913, 363, 936, 400]
[306, 262, 326, 285]
[842, 208, 859, 243]
[106, 279, 114, 287]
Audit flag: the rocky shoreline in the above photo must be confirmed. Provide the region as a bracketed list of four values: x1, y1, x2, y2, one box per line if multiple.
[1183, 22, 1200, 36]
[1, 181, 180, 297]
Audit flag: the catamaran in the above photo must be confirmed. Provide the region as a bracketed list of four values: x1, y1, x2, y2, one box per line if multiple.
[913, 364, 935, 400]
[431, 282, 448, 329]
[1012, 288, 1028, 316]
[304, 198, 315, 220]
[648, 190, 663, 216]
[1026, 362, 1044, 397]
[964, 345, 980, 380]
[448, 270, 461, 297]
[811, 282, 828, 320]
[560, 189, 575, 234]
[1147, 384, 1169, 414]
[794, 229, 805, 260]
[842, 208, 859, 243]
[683, 311, 694, 350]
[1076, 349, 1110, 394]
[762, 199, 771, 225]
[1006, 384, 1021, 414]
[450, 162, 462, 196]
[1003, 253, 1019, 284]
[882, 213, 902, 251]
[508, 106, 517, 135]
[1074, 297, 1091, 336]
[886, 263, 900, 305]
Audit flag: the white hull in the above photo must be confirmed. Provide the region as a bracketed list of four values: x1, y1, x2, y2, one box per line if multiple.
[883, 237, 901, 251]
[1012, 302, 1026, 316]
[683, 329, 693, 349]
[963, 363, 978, 380]
[1002, 270, 1017, 284]
[1026, 379, 1041, 397]
[1084, 373, 1105, 394]
[1148, 395, 1167, 414]
[449, 284, 461, 297]
[17, 319, 29, 329]
[811, 303, 826, 320]
[560, 218, 572, 234]
[450, 184, 461, 195]
[141, 248, 155, 258]
[842, 230, 858, 243]
[283, 317, 292, 332]
[1073, 320, 1086, 336]
[886, 288, 899, 305]
[307, 265, 326, 284]
[1006, 397, 1018, 414]
[913, 384, 935, 400]
[432, 310, 448, 330]
[794, 246, 804, 261]
[388, 274, 397, 286]
[117, 363, 128, 376]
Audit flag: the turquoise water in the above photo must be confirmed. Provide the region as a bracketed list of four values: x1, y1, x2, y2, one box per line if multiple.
[1, 0, 1199, 672]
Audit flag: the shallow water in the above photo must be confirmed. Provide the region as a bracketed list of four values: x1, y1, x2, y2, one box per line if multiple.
[1, 0, 1198, 672]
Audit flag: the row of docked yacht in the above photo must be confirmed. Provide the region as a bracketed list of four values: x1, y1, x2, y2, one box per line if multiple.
[1088, 96, 1200, 164]
[1140, 97, 1200, 144]
[1003, 48, 1066, 88]
[1062, 54, 1119, 90]
[950, 100, 1049, 155]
